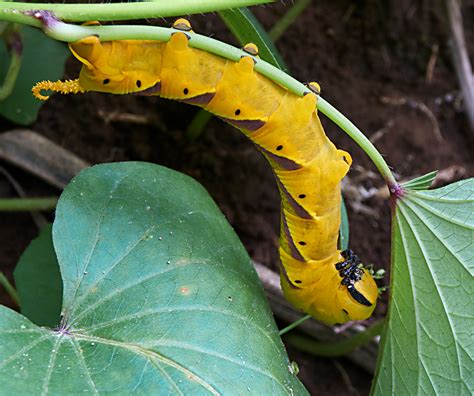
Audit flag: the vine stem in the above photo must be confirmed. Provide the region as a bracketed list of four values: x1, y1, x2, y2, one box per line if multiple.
[0, 0, 271, 24]
[0, 197, 58, 211]
[0, 10, 398, 187]
[0, 26, 22, 101]
[269, 0, 311, 41]
[0, 44, 21, 100]
[317, 98, 397, 187]
[284, 320, 385, 357]
[0, 272, 20, 306]
[278, 314, 311, 336]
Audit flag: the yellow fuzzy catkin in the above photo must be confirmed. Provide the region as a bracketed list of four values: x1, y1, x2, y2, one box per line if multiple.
[32, 79, 85, 100]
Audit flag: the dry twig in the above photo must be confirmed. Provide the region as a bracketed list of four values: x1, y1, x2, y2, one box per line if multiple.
[444, 0, 474, 132]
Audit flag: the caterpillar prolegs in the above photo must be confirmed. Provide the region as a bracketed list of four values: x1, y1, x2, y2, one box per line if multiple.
[33, 18, 378, 325]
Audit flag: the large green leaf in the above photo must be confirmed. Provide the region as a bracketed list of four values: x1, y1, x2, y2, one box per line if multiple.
[13, 224, 62, 328]
[0, 26, 69, 125]
[373, 178, 473, 394]
[0, 162, 307, 394]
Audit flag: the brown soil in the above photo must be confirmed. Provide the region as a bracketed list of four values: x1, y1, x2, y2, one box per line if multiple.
[1, 1, 473, 394]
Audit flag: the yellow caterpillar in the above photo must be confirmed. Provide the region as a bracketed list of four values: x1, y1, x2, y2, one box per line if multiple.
[33, 19, 378, 325]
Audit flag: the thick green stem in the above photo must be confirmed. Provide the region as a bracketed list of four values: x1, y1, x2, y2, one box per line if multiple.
[284, 320, 385, 357]
[0, 272, 20, 306]
[0, 0, 272, 25]
[0, 14, 397, 186]
[269, 0, 311, 41]
[0, 197, 58, 211]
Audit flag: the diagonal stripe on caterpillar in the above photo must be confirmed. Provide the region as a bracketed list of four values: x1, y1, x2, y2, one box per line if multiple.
[32, 18, 378, 325]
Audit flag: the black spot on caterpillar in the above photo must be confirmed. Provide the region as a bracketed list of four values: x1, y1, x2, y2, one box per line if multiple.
[32, 18, 378, 325]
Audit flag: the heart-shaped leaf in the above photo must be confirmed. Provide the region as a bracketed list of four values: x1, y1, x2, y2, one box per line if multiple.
[373, 178, 473, 394]
[1, 162, 307, 394]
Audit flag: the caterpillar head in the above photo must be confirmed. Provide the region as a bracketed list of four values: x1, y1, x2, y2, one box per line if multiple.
[279, 249, 378, 325]
[69, 36, 162, 95]
[332, 250, 378, 323]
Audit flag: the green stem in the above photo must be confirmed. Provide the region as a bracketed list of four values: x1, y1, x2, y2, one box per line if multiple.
[185, 110, 214, 141]
[0, 16, 397, 186]
[0, 197, 58, 211]
[0, 272, 20, 306]
[269, 0, 311, 41]
[278, 314, 311, 336]
[0, 0, 272, 25]
[284, 320, 385, 357]
[0, 28, 22, 101]
[318, 98, 397, 187]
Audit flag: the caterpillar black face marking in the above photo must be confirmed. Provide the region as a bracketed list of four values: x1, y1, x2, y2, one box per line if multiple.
[346, 283, 372, 307]
[336, 249, 373, 307]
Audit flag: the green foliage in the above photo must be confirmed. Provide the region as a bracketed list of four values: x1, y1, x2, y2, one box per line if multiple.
[401, 171, 438, 190]
[14, 224, 62, 328]
[373, 178, 474, 394]
[0, 26, 69, 124]
[268, 0, 311, 41]
[339, 198, 349, 250]
[218, 7, 287, 70]
[1, 162, 307, 395]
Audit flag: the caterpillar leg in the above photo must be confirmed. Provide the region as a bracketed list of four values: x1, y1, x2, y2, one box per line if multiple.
[305, 82, 321, 95]
[242, 43, 259, 57]
[172, 18, 193, 32]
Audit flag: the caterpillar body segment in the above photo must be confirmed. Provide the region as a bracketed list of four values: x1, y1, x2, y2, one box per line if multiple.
[249, 93, 325, 163]
[161, 32, 224, 101]
[281, 208, 341, 262]
[206, 55, 285, 130]
[32, 19, 378, 325]
[69, 37, 164, 95]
